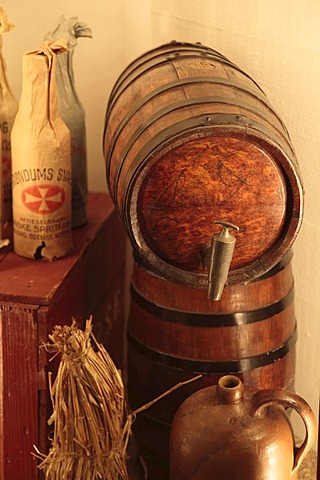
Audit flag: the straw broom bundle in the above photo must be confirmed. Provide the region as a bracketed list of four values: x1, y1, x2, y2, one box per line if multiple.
[36, 317, 131, 480]
[35, 318, 202, 479]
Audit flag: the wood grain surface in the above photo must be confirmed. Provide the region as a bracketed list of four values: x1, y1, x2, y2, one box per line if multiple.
[104, 41, 303, 288]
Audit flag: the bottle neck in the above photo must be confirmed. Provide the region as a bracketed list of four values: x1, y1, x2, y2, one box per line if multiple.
[55, 48, 84, 115]
[216, 375, 244, 404]
[18, 53, 59, 125]
[0, 36, 17, 103]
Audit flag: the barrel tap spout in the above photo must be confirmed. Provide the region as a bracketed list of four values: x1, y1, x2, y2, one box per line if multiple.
[204, 220, 239, 301]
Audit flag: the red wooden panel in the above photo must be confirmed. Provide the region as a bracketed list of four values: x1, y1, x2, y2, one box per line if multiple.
[91, 265, 126, 369]
[83, 205, 126, 312]
[0, 304, 38, 480]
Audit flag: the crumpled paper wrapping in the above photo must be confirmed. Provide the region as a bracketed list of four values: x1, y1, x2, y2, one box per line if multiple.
[11, 40, 73, 260]
[45, 16, 92, 228]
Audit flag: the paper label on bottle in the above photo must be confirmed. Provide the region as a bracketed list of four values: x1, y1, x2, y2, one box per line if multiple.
[11, 41, 72, 260]
[12, 167, 72, 259]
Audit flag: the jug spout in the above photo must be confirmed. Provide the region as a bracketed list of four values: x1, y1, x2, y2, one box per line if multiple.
[216, 375, 244, 404]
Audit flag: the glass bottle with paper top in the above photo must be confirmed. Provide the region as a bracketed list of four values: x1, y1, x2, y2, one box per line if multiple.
[45, 16, 92, 228]
[11, 40, 73, 260]
[0, 7, 18, 222]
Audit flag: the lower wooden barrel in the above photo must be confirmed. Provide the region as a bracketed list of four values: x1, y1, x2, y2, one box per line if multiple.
[127, 251, 297, 479]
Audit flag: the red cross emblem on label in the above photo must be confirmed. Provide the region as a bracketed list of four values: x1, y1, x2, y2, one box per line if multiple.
[21, 185, 66, 214]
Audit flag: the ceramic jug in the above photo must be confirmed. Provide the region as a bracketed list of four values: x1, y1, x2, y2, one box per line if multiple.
[169, 375, 316, 480]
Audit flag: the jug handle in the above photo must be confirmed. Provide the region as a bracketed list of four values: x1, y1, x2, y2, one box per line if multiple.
[251, 389, 317, 475]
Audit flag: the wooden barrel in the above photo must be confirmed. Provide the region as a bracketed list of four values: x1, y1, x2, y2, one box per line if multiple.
[104, 41, 303, 288]
[127, 251, 296, 479]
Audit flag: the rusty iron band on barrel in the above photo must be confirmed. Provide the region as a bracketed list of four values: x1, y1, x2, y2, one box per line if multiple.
[119, 104, 295, 189]
[107, 42, 229, 101]
[107, 49, 264, 112]
[105, 75, 288, 157]
[130, 284, 294, 327]
[123, 112, 298, 221]
[127, 327, 297, 374]
[133, 248, 293, 283]
[104, 78, 290, 191]
[107, 51, 237, 112]
[108, 98, 292, 200]
[108, 41, 230, 98]
[122, 112, 298, 198]
[111, 41, 229, 79]
[107, 45, 231, 106]
[250, 250, 292, 281]
[114, 102, 295, 211]
[107, 50, 264, 111]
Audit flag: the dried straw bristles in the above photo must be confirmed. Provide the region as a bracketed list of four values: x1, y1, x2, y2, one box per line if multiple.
[36, 318, 131, 480]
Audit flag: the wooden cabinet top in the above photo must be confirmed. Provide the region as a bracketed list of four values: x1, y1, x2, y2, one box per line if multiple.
[0, 192, 122, 305]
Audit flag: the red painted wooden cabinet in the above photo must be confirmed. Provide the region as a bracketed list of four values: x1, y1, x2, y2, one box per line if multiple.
[0, 192, 126, 480]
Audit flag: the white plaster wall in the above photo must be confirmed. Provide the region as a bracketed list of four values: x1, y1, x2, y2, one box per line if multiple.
[2, 0, 319, 441]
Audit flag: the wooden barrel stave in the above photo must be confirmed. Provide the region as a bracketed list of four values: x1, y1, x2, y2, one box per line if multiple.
[129, 295, 295, 361]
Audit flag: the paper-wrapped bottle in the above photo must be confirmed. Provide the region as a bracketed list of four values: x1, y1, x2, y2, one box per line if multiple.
[0, 8, 18, 222]
[45, 16, 92, 228]
[11, 40, 73, 260]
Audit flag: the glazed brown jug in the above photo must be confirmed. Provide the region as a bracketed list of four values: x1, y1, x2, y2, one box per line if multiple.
[169, 375, 316, 480]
